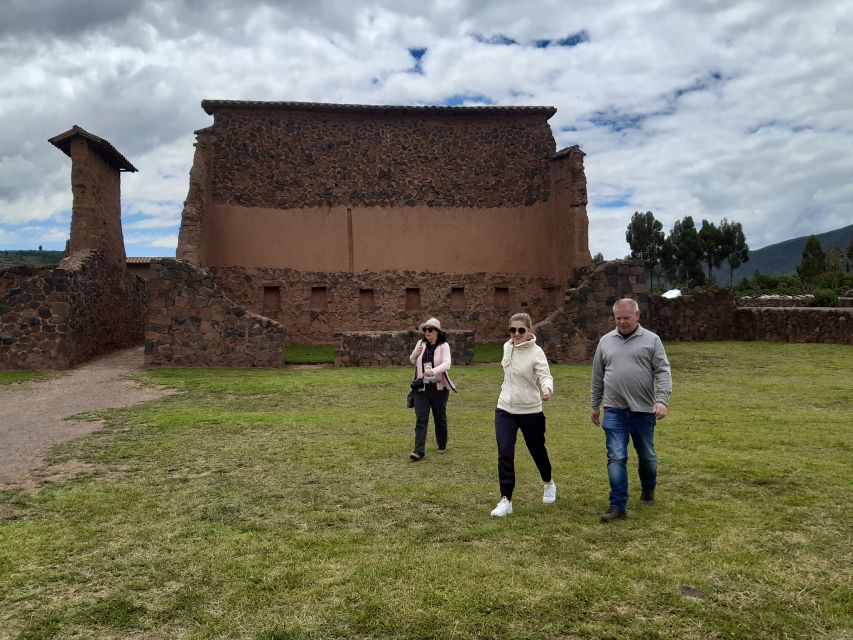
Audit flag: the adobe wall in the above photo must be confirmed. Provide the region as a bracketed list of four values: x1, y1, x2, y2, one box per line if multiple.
[180, 103, 590, 284]
[335, 330, 475, 367]
[208, 266, 563, 344]
[68, 138, 126, 266]
[535, 260, 648, 363]
[145, 259, 285, 367]
[0, 252, 146, 370]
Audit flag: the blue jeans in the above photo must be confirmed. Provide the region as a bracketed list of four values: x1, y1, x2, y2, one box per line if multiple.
[602, 408, 657, 510]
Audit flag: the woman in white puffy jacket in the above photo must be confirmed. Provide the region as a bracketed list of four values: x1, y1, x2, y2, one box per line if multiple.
[490, 312, 556, 517]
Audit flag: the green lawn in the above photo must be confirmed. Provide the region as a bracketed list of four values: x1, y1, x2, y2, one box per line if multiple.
[284, 344, 336, 365]
[0, 371, 52, 385]
[1, 342, 851, 639]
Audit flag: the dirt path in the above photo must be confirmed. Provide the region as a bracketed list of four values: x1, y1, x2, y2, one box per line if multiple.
[0, 346, 173, 487]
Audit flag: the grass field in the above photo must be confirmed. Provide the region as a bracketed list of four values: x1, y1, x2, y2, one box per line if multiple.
[0, 250, 64, 269]
[0, 342, 850, 639]
[0, 371, 52, 386]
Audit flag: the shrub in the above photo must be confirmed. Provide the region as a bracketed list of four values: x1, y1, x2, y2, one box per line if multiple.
[809, 289, 839, 307]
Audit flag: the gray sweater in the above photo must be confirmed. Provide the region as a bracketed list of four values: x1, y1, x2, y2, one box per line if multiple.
[591, 325, 672, 412]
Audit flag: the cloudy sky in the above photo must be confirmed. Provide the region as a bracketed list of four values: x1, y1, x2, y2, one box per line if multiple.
[1, 0, 851, 259]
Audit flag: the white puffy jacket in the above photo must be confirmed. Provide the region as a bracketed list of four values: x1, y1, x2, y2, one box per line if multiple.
[497, 334, 554, 414]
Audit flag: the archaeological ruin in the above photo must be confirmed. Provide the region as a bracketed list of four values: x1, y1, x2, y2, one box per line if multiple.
[176, 100, 590, 344]
[1, 101, 850, 372]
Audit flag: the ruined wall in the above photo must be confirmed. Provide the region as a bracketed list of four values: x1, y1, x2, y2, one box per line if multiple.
[145, 259, 285, 367]
[207, 105, 554, 210]
[535, 261, 648, 363]
[646, 290, 852, 344]
[733, 307, 852, 344]
[335, 330, 475, 367]
[176, 132, 212, 265]
[646, 290, 738, 341]
[68, 139, 126, 266]
[180, 102, 590, 283]
[208, 266, 563, 344]
[0, 252, 146, 370]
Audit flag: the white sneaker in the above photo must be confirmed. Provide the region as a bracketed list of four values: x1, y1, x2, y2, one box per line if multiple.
[543, 481, 557, 504]
[490, 497, 513, 517]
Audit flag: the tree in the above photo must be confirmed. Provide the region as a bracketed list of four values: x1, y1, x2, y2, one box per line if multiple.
[663, 216, 705, 288]
[796, 235, 826, 285]
[826, 246, 844, 273]
[698, 219, 724, 285]
[592, 252, 605, 265]
[847, 239, 853, 273]
[718, 218, 749, 288]
[625, 211, 665, 288]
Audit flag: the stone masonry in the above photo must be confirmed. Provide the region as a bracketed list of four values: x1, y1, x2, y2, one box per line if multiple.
[535, 260, 648, 363]
[203, 103, 555, 211]
[145, 259, 285, 367]
[335, 330, 475, 367]
[0, 251, 146, 370]
[646, 289, 852, 345]
[209, 266, 563, 344]
[177, 101, 591, 347]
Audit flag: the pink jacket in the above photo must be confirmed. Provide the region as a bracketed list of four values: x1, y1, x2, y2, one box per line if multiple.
[409, 340, 457, 392]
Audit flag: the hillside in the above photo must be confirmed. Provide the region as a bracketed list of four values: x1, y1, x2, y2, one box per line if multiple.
[732, 224, 853, 281]
[0, 250, 65, 269]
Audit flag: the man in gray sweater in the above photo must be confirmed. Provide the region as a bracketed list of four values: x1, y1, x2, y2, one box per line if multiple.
[591, 298, 672, 522]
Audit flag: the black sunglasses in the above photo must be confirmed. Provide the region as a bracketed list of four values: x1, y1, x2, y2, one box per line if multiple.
[423, 327, 436, 333]
[508, 327, 527, 335]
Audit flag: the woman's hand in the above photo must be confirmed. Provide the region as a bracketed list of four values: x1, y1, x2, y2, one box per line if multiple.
[541, 388, 552, 401]
[416, 345, 424, 356]
[424, 369, 434, 377]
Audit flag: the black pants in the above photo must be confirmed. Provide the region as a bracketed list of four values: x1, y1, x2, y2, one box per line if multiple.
[413, 385, 449, 455]
[495, 408, 552, 500]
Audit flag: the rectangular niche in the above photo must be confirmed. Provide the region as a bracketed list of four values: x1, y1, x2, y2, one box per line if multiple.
[451, 287, 466, 309]
[546, 285, 563, 308]
[405, 287, 421, 311]
[263, 285, 281, 312]
[310, 286, 328, 311]
[359, 288, 375, 312]
[494, 287, 510, 310]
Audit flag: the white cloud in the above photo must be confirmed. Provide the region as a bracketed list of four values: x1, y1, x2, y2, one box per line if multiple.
[1, 0, 851, 260]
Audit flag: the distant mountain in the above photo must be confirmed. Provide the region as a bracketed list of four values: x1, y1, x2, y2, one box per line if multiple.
[731, 224, 853, 281]
[0, 250, 65, 269]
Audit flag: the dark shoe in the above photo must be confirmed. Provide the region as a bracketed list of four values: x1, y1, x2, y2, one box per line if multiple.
[437, 447, 447, 454]
[641, 489, 655, 505]
[409, 452, 424, 461]
[600, 506, 627, 522]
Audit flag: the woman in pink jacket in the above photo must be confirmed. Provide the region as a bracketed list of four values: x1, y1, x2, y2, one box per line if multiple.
[408, 317, 457, 461]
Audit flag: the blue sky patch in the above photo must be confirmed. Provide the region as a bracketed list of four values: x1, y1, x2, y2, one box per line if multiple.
[535, 31, 589, 48]
[444, 93, 495, 106]
[474, 33, 518, 46]
[408, 47, 427, 74]
[595, 196, 631, 209]
[590, 111, 645, 132]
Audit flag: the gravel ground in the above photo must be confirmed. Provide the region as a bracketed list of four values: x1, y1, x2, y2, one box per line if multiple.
[0, 346, 173, 487]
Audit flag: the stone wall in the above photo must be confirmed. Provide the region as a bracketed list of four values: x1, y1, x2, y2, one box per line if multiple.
[535, 260, 648, 363]
[647, 289, 738, 341]
[733, 307, 852, 344]
[202, 102, 556, 210]
[335, 330, 475, 367]
[646, 290, 852, 344]
[737, 295, 853, 307]
[145, 259, 285, 367]
[0, 251, 146, 370]
[209, 266, 563, 344]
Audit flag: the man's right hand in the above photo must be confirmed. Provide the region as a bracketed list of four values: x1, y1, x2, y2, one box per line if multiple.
[591, 410, 600, 426]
